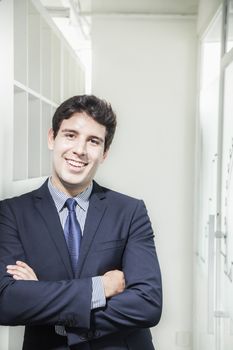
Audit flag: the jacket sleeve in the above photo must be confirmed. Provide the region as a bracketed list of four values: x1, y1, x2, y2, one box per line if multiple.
[0, 200, 92, 329]
[67, 200, 162, 346]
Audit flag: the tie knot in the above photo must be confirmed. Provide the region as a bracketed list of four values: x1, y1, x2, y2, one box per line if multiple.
[66, 198, 77, 212]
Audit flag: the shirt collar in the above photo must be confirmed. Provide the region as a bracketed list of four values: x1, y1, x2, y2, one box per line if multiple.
[48, 177, 93, 212]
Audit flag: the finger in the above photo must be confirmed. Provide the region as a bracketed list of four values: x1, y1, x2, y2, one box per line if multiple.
[16, 261, 34, 273]
[6, 265, 17, 269]
[12, 274, 28, 281]
[7, 268, 30, 279]
[7, 264, 36, 278]
[7, 267, 22, 275]
[7, 266, 29, 275]
[16, 261, 37, 279]
[6, 262, 33, 273]
[12, 275, 22, 280]
[7, 271, 26, 280]
[7, 266, 38, 280]
[7, 267, 35, 280]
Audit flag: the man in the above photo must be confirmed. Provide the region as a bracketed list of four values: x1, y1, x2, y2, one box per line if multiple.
[0, 95, 162, 349]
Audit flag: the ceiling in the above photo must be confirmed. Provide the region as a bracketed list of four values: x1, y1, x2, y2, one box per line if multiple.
[89, 0, 198, 15]
[39, 0, 199, 77]
[40, 0, 199, 16]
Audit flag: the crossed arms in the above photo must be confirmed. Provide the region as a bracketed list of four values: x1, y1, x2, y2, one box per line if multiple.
[6, 261, 125, 299]
[0, 198, 162, 346]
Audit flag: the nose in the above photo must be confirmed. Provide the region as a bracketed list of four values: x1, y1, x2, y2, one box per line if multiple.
[72, 139, 87, 156]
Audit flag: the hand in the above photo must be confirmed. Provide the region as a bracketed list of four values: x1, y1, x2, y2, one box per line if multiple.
[101, 270, 125, 298]
[6, 261, 38, 281]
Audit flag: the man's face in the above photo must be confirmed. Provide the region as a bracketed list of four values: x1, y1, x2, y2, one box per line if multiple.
[48, 112, 108, 196]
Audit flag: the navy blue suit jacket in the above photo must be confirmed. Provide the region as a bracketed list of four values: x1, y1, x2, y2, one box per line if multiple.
[0, 180, 162, 350]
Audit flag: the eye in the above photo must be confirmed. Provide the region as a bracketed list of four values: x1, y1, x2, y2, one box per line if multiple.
[65, 133, 75, 140]
[90, 138, 100, 145]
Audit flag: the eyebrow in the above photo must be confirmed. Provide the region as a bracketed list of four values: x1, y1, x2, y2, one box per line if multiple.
[61, 128, 105, 143]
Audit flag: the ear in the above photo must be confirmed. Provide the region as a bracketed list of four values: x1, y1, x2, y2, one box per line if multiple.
[101, 150, 109, 163]
[48, 128, 55, 150]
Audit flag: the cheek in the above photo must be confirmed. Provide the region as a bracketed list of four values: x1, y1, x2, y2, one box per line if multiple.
[90, 150, 105, 165]
[53, 141, 71, 156]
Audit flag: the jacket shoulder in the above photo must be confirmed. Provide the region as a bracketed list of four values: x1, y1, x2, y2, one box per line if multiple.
[97, 184, 144, 210]
[0, 180, 48, 207]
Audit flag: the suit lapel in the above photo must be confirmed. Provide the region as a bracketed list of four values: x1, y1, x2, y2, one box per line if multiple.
[33, 180, 73, 279]
[76, 182, 107, 277]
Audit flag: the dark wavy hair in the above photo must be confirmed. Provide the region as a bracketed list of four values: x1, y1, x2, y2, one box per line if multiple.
[52, 95, 117, 152]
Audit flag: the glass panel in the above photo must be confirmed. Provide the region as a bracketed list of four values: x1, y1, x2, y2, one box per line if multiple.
[13, 87, 28, 180]
[41, 102, 52, 176]
[193, 10, 222, 350]
[226, 0, 233, 52]
[28, 1, 41, 92]
[221, 60, 233, 349]
[62, 46, 70, 100]
[28, 94, 40, 178]
[41, 18, 52, 99]
[14, 0, 27, 85]
[197, 13, 222, 264]
[51, 33, 61, 103]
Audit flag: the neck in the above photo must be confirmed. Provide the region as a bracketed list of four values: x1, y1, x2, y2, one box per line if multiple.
[50, 176, 91, 197]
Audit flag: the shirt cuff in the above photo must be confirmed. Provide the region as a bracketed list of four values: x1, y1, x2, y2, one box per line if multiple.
[91, 276, 106, 309]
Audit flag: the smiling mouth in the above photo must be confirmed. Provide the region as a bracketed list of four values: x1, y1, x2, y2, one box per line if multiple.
[66, 159, 88, 168]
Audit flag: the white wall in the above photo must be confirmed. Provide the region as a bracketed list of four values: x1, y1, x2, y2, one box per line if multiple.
[92, 15, 197, 350]
[197, 0, 222, 34]
[0, 0, 13, 199]
[0, 1, 14, 346]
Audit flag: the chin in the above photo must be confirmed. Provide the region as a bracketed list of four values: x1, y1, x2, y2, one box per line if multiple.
[62, 178, 82, 187]
[64, 176, 90, 189]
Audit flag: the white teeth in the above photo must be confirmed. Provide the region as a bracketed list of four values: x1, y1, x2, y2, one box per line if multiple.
[67, 159, 86, 168]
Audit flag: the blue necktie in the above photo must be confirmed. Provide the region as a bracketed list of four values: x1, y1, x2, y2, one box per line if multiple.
[64, 198, 82, 273]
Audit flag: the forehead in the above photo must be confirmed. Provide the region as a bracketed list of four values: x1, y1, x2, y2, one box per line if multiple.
[60, 112, 106, 135]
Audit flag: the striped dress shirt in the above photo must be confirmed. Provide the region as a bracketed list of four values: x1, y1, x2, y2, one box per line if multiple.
[47, 178, 106, 310]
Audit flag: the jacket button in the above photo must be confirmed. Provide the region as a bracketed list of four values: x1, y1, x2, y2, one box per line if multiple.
[79, 334, 88, 341]
[94, 330, 101, 337]
[87, 330, 94, 339]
